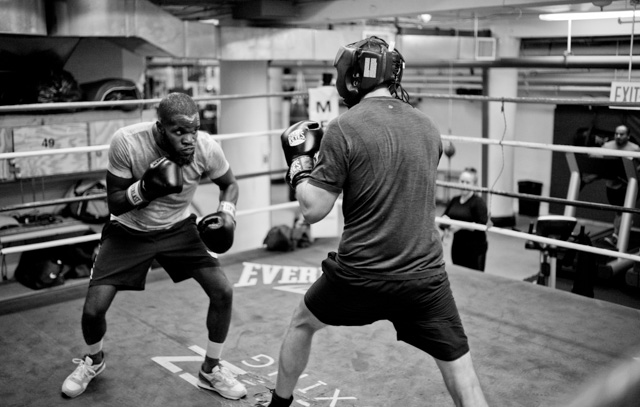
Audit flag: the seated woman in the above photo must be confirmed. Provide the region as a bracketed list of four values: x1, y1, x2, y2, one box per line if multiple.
[441, 167, 489, 272]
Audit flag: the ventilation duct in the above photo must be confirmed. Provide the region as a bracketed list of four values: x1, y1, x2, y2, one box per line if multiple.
[47, 0, 217, 58]
[233, 0, 298, 20]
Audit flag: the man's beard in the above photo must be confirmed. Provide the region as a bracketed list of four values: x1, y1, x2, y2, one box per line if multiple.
[157, 132, 195, 166]
[169, 152, 195, 166]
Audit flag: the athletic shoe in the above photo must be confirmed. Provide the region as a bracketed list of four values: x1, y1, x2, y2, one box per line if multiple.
[197, 364, 247, 400]
[61, 355, 105, 398]
[253, 389, 294, 407]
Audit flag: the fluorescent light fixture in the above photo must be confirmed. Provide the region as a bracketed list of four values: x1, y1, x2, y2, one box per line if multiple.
[540, 10, 640, 21]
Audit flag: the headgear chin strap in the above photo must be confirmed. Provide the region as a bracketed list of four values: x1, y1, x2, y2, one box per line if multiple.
[334, 36, 405, 107]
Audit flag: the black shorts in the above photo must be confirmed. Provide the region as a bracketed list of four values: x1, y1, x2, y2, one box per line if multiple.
[90, 214, 219, 290]
[304, 253, 469, 362]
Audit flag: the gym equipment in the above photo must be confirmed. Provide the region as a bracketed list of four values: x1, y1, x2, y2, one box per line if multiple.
[525, 215, 577, 288]
[564, 152, 640, 278]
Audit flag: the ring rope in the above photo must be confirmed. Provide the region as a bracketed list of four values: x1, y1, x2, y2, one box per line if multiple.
[0, 92, 308, 113]
[0, 194, 107, 212]
[437, 217, 640, 263]
[2, 131, 639, 161]
[438, 181, 640, 215]
[413, 92, 640, 107]
[2, 167, 636, 216]
[3, 207, 636, 265]
[209, 129, 283, 141]
[0, 129, 286, 160]
[0, 169, 289, 213]
[0, 200, 303, 255]
[0, 145, 109, 160]
[0, 91, 635, 114]
[0, 233, 102, 255]
[442, 134, 640, 159]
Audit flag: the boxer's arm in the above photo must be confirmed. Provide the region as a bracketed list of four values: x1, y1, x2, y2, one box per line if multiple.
[295, 180, 339, 224]
[211, 167, 239, 209]
[107, 171, 138, 216]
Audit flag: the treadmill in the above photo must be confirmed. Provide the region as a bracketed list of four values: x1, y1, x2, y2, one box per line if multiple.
[564, 152, 639, 279]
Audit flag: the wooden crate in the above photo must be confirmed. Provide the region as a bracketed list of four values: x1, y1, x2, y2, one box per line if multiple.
[88, 119, 138, 171]
[12, 123, 89, 178]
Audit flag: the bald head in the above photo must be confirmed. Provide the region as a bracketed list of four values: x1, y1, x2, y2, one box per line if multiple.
[614, 125, 630, 147]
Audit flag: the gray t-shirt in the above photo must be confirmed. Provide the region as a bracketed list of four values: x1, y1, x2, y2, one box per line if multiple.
[107, 122, 229, 231]
[309, 97, 445, 281]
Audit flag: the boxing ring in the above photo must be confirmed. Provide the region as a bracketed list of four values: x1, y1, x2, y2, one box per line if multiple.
[1, 237, 639, 407]
[0, 93, 639, 406]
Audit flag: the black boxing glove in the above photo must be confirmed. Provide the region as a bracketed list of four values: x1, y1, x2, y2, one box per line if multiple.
[126, 157, 183, 207]
[198, 201, 236, 253]
[280, 120, 323, 189]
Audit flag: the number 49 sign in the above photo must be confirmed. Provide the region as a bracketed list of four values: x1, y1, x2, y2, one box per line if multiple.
[12, 123, 89, 177]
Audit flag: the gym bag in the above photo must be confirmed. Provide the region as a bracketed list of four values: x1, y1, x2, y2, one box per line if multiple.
[264, 224, 294, 251]
[14, 249, 67, 290]
[63, 179, 110, 224]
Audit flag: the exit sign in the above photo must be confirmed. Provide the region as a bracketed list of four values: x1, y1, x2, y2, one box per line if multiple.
[609, 81, 640, 110]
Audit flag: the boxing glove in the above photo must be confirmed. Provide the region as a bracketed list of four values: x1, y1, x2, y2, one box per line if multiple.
[280, 120, 323, 189]
[198, 202, 236, 253]
[126, 157, 183, 207]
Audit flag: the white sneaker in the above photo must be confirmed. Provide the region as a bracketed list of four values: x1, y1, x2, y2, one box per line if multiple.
[61, 355, 105, 398]
[197, 364, 247, 400]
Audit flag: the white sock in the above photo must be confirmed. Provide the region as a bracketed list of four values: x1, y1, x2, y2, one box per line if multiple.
[88, 339, 103, 358]
[206, 340, 224, 361]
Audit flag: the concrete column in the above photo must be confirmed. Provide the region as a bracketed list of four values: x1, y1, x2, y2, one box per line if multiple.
[268, 67, 287, 176]
[486, 36, 520, 226]
[217, 60, 272, 253]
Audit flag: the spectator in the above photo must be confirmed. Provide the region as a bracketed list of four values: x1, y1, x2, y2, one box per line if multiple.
[441, 167, 489, 271]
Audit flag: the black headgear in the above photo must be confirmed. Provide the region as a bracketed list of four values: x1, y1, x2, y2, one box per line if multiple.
[333, 36, 405, 107]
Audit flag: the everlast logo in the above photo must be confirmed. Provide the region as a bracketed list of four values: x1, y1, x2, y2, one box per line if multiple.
[234, 262, 323, 295]
[288, 129, 306, 146]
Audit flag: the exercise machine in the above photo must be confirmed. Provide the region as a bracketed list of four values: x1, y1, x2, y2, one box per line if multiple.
[525, 215, 578, 288]
[564, 152, 639, 279]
